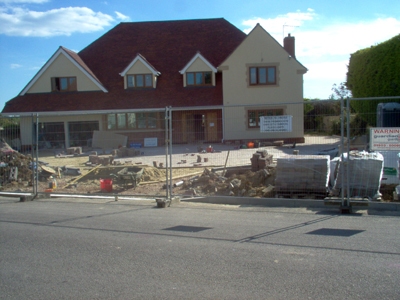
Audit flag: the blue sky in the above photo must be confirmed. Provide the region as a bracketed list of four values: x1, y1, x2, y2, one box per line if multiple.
[1, 0, 399, 110]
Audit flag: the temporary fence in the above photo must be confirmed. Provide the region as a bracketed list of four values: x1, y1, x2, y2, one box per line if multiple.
[0, 97, 399, 205]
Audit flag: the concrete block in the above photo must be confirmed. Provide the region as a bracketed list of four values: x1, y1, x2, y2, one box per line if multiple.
[89, 155, 98, 163]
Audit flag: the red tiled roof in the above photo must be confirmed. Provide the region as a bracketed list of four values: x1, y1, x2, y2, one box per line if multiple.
[3, 18, 246, 113]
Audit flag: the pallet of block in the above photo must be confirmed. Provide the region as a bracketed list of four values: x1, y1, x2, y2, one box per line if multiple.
[275, 155, 330, 198]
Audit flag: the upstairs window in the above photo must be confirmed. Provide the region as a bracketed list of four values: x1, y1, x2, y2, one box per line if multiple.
[249, 67, 276, 86]
[248, 109, 283, 128]
[51, 77, 77, 92]
[127, 74, 153, 89]
[186, 72, 212, 86]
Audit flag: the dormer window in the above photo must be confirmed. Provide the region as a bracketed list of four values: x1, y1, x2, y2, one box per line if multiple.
[120, 53, 160, 90]
[51, 77, 77, 92]
[180, 52, 217, 87]
[186, 72, 212, 86]
[127, 74, 153, 89]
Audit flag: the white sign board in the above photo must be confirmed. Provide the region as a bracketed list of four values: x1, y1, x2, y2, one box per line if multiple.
[260, 115, 292, 132]
[370, 128, 400, 151]
[144, 137, 158, 147]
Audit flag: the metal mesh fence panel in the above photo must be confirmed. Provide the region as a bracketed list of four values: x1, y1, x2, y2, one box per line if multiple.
[1, 96, 398, 202]
[0, 115, 34, 194]
[0, 110, 171, 199]
[169, 102, 343, 199]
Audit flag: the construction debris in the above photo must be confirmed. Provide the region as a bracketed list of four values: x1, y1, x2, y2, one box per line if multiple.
[0, 139, 33, 189]
[182, 166, 276, 197]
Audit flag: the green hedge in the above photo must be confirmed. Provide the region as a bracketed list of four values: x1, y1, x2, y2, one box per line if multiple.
[346, 34, 400, 125]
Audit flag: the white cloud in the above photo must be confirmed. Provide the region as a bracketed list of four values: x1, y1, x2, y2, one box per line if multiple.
[242, 11, 315, 36]
[115, 11, 129, 21]
[304, 61, 348, 81]
[10, 63, 22, 68]
[0, 6, 114, 37]
[297, 18, 400, 57]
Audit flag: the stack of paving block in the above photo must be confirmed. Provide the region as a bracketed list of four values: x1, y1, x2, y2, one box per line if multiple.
[250, 150, 273, 171]
[66, 147, 82, 155]
[332, 151, 384, 199]
[275, 155, 330, 196]
[116, 146, 141, 158]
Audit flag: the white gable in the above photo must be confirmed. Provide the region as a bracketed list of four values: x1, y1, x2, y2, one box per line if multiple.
[179, 52, 217, 74]
[20, 47, 107, 95]
[120, 54, 160, 77]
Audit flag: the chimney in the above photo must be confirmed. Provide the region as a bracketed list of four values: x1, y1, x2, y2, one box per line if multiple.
[284, 33, 295, 58]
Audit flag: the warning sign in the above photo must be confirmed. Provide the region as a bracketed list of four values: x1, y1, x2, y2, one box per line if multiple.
[260, 115, 292, 132]
[370, 128, 400, 151]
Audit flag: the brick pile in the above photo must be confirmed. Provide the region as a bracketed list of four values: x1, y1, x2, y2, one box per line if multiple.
[250, 150, 273, 171]
[275, 155, 330, 196]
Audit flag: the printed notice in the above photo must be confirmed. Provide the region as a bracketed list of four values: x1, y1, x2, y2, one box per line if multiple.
[370, 128, 400, 151]
[260, 115, 292, 132]
[144, 137, 158, 147]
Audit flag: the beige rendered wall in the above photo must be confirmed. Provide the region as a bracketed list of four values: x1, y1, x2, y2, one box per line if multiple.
[124, 60, 157, 89]
[27, 53, 102, 94]
[183, 58, 215, 86]
[220, 24, 306, 141]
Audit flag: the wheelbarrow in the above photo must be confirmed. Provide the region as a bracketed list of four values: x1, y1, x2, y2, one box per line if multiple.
[111, 167, 144, 188]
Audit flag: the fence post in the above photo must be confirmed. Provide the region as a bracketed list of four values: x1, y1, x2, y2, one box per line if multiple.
[340, 97, 345, 207]
[35, 113, 39, 197]
[165, 107, 169, 200]
[31, 114, 35, 195]
[346, 97, 351, 205]
[169, 107, 173, 201]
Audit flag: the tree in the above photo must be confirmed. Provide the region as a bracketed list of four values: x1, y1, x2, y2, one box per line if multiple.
[345, 34, 400, 126]
[329, 82, 352, 100]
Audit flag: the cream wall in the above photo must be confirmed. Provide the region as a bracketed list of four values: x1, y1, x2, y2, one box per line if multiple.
[124, 60, 157, 89]
[183, 58, 215, 86]
[220, 24, 307, 141]
[27, 53, 102, 94]
[20, 114, 103, 146]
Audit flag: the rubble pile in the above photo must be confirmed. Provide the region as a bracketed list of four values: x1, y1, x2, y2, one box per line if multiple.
[182, 167, 276, 197]
[0, 139, 33, 189]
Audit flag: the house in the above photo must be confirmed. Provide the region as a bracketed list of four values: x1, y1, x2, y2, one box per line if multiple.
[1, 18, 307, 150]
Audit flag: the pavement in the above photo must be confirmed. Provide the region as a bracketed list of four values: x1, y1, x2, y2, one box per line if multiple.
[1, 196, 400, 299]
[109, 135, 342, 168]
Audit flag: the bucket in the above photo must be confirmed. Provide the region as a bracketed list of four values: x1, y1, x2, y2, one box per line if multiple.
[100, 179, 113, 192]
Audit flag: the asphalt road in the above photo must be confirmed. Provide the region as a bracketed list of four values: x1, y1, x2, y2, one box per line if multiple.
[1, 196, 400, 300]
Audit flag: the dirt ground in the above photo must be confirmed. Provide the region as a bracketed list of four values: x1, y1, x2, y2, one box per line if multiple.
[0, 140, 398, 201]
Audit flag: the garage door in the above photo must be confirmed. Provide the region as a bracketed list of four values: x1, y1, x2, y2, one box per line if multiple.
[68, 121, 99, 147]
